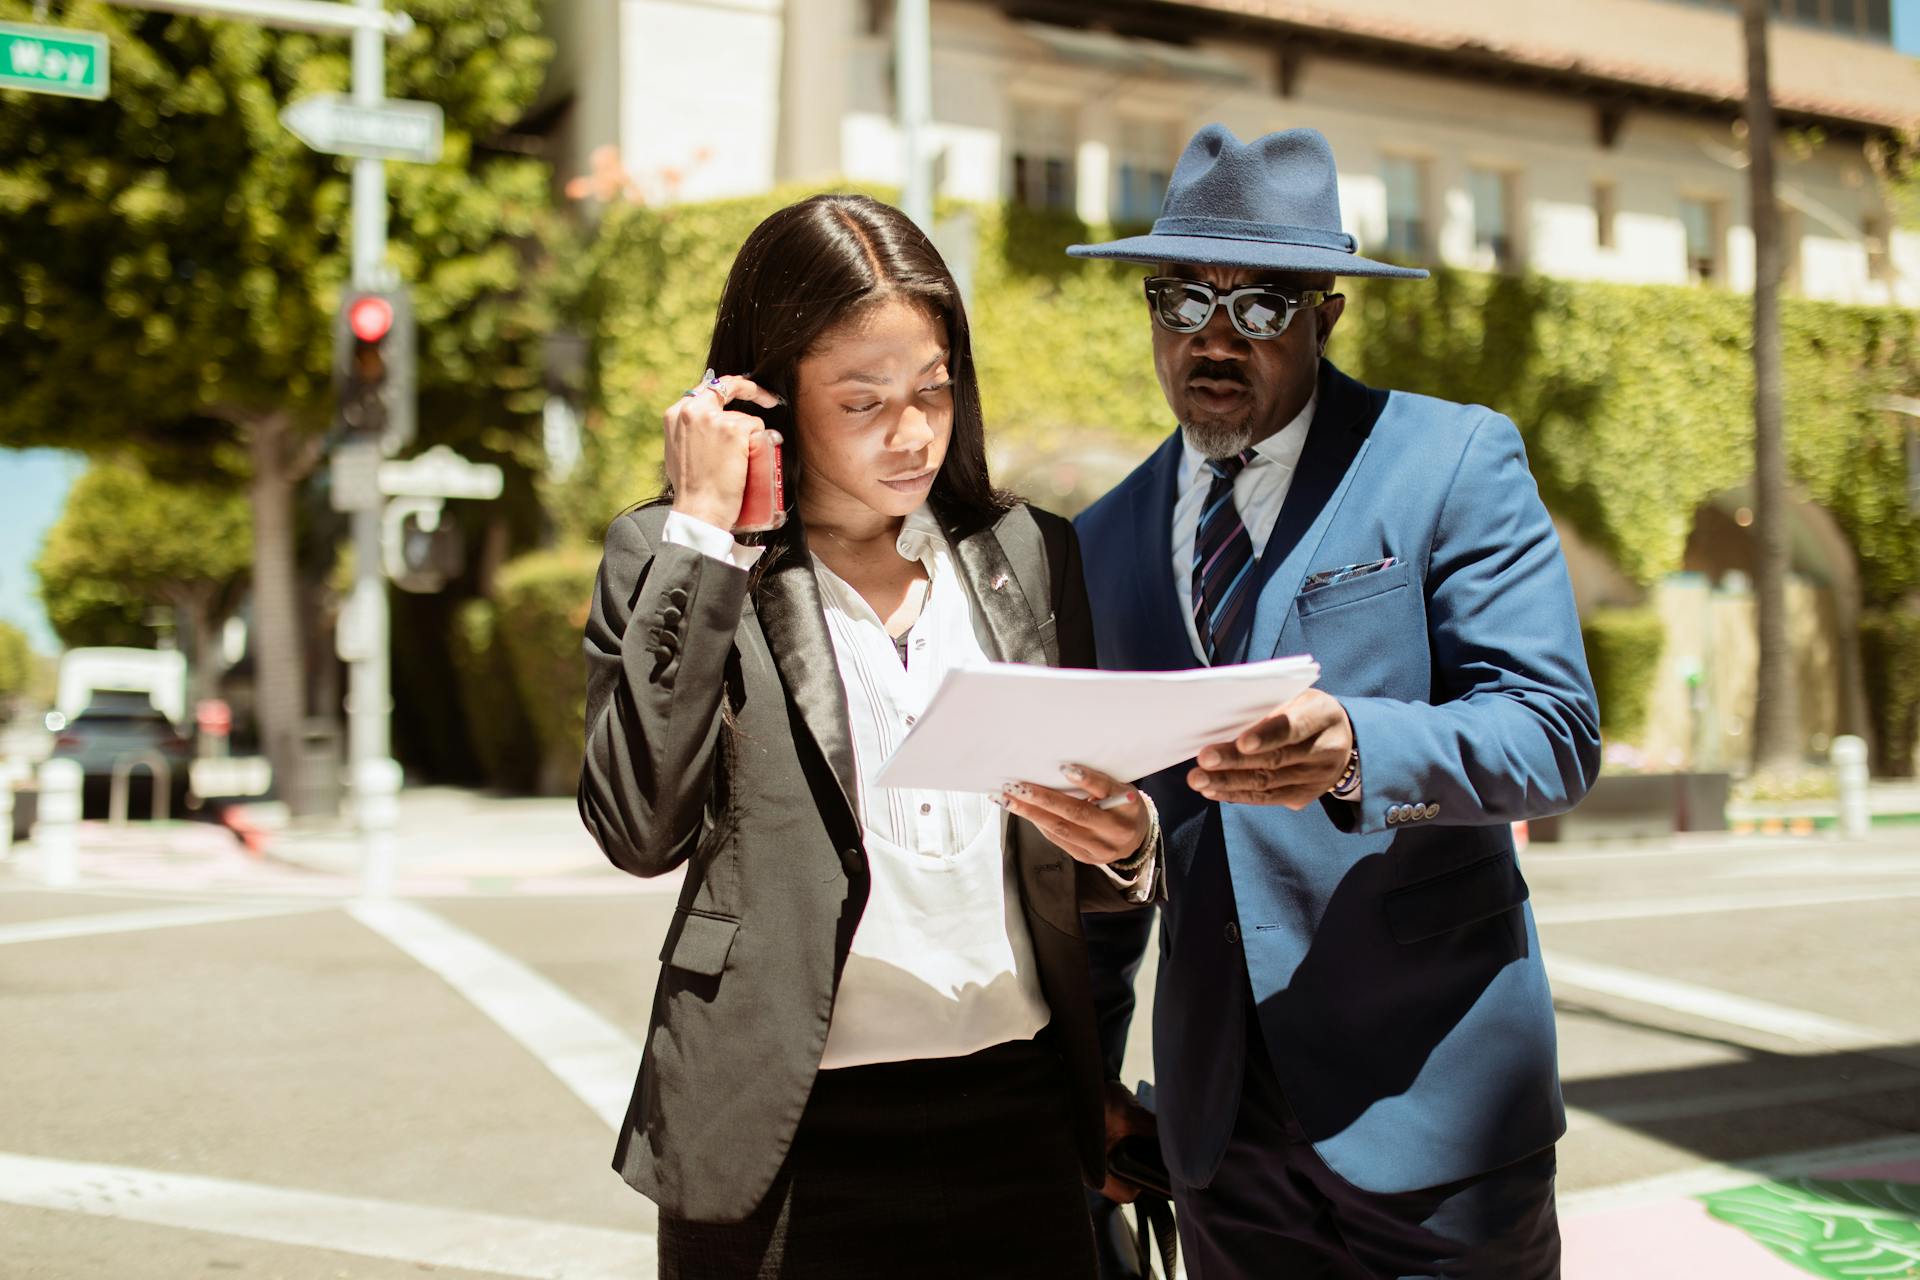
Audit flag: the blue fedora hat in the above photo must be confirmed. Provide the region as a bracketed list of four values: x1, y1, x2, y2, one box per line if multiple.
[1068, 124, 1427, 280]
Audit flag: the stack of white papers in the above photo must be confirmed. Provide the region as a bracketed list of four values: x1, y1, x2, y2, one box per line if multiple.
[875, 656, 1321, 794]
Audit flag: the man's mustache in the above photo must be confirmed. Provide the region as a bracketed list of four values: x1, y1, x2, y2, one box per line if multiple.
[1188, 360, 1247, 385]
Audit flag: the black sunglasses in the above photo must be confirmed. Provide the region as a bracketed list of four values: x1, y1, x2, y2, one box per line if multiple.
[1143, 277, 1342, 341]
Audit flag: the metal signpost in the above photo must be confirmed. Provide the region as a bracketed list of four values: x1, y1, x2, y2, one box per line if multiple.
[0, 20, 108, 98]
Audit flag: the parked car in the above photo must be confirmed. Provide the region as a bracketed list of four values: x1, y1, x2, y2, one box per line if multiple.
[47, 691, 194, 820]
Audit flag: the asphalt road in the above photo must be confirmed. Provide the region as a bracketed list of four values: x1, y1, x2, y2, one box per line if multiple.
[4, 819, 1917, 1277]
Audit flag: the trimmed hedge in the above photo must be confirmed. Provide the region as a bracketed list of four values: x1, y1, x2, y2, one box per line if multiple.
[561, 187, 1920, 611]
[1581, 606, 1667, 744]
[492, 547, 600, 795]
[1860, 608, 1920, 777]
[450, 597, 542, 792]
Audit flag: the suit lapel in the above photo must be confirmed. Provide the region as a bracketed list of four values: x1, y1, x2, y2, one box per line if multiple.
[1245, 363, 1384, 661]
[1128, 432, 1202, 671]
[754, 523, 860, 825]
[952, 516, 1048, 666]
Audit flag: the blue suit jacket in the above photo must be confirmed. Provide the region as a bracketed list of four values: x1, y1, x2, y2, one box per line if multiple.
[1074, 361, 1600, 1195]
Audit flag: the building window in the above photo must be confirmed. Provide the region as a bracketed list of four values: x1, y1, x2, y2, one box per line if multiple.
[1594, 181, 1617, 250]
[1010, 101, 1077, 213]
[1680, 197, 1722, 283]
[1381, 155, 1428, 260]
[1469, 168, 1519, 271]
[1114, 117, 1177, 224]
[1866, 213, 1893, 282]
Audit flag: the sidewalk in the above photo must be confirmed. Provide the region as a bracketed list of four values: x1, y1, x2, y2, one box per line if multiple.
[4, 786, 670, 898]
[254, 786, 671, 894]
[1727, 778, 1920, 834]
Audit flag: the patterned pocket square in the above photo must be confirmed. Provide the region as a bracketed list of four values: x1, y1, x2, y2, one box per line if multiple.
[1303, 557, 1397, 591]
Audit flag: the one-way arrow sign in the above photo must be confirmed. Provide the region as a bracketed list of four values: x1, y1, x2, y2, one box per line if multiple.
[281, 93, 443, 163]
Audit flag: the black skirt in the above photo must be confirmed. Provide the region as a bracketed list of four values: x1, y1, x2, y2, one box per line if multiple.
[657, 1032, 1097, 1280]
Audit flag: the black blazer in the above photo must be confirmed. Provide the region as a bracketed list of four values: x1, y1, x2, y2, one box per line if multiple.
[578, 500, 1147, 1223]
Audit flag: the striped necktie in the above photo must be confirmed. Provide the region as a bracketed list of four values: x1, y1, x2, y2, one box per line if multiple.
[1192, 449, 1259, 665]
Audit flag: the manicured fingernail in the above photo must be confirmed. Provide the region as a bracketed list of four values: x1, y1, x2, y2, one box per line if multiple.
[990, 793, 1007, 808]
[1062, 764, 1087, 781]
[768, 430, 784, 444]
[1008, 783, 1031, 798]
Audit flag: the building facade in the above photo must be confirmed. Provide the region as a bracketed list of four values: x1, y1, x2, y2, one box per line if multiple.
[540, 0, 1920, 307]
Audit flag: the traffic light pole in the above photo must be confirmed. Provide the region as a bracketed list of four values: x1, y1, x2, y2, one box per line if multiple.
[102, 1, 408, 894]
[345, 0, 401, 898]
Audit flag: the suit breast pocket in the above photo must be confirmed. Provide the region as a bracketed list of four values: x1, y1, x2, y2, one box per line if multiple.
[1295, 559, 1412, 616]
[1294, 560, 1424, 698]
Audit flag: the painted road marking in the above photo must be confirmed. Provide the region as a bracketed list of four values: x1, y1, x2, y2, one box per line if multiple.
[1537, 884, 1920, 925]
[0, 901, 325, 946]
[347, 898, 640, 1131]
[1544, 952, 1907, 1058]
[0, 1151, 655, 1279]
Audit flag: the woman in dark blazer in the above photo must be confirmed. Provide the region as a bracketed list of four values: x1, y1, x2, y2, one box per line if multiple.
[578, 194, 1159, 1280]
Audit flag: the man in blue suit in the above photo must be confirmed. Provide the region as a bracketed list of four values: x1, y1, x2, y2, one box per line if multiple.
[1070, 125, 1600, 1278]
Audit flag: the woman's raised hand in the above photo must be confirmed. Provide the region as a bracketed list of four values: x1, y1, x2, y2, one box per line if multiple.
[664, 372, 783, 530]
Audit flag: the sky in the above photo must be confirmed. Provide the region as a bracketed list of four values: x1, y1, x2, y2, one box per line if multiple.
[0, 449, 85, 654]
[1901, 0, 1920, 54]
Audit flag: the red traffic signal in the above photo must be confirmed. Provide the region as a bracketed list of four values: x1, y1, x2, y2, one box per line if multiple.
[347, 295, 395, 344]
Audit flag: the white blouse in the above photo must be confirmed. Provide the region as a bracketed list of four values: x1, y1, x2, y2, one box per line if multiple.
[663, 508, 1055, 1067]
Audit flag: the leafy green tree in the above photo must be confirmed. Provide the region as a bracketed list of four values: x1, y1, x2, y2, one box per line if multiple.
[35, 457, 252, 701]
[0, 0, 557, 788]
[0, 621, 33, 705]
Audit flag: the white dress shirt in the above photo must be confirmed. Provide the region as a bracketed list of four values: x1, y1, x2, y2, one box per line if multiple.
[662, 506, 1150, 1068]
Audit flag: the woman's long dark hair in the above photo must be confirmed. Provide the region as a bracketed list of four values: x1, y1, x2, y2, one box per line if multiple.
[694, 194, 1013, 564]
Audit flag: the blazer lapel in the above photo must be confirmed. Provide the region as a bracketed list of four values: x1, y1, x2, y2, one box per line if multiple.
[952, 515, 1049, 667]
[754, 525, 860, 825]
[1245, 362, 1384, 661]
[1127, 431, 1202, 672]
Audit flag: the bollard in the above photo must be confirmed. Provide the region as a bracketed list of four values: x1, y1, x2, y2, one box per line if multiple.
[355, 756, 404, 900]
[1831, 734, 1870, 841]
[37, 757, 84, 887]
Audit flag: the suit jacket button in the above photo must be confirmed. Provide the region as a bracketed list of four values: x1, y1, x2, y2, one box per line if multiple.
[1386, 805, 1402, 824]
[1224, 921, 1240, 944]
[1424, 803, 1440, 820]
[666, 588, 690, 608]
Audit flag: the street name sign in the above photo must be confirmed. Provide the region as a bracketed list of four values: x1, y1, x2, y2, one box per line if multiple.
[281, 93, 444, 163]
[379, 446, 503, 501]
[0, 22, 108, 100]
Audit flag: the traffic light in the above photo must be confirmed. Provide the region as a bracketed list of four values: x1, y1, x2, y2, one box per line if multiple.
[333, 288, 415, 454]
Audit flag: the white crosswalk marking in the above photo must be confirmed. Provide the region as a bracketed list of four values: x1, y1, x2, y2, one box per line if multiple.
[0, 901, 323, 946]
[0, 1151, 655, 1279]
[347, 898, 642, 1131]
[1545, 952, 1901, 1055]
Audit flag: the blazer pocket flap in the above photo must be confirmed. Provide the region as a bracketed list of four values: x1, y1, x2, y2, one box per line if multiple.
[1384, 852, 1528, 944]
[1296, 560, 1412, 615]
[659, 909, 740, 976]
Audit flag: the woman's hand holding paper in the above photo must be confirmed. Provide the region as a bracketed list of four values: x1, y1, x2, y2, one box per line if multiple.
[998, 764, 1150, 867]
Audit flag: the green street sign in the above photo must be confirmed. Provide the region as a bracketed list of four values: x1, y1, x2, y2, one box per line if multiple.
[0, 22, 108, 101]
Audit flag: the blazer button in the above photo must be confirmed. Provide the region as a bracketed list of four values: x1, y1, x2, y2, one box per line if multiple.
[1224, 921, 1240, 944]
[1386, 805, 1402, 825]
[666, 588, 690, 608]
[1425, 803, 1440, 820]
